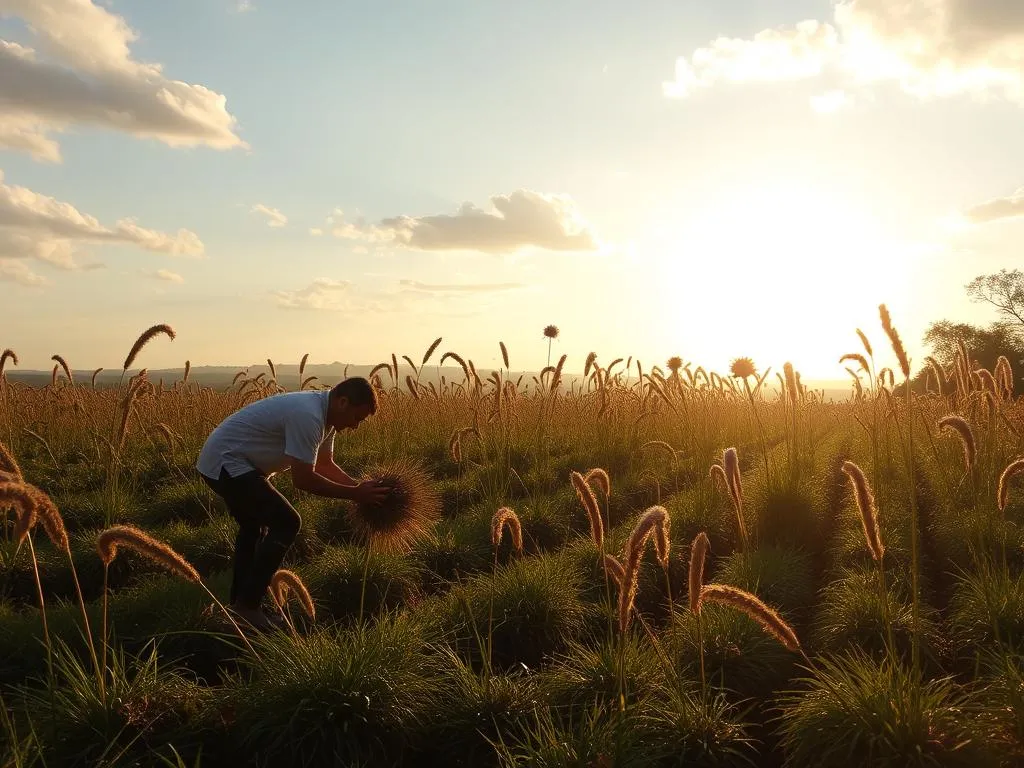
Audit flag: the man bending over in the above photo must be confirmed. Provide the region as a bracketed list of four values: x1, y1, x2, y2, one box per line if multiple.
[196, 376, 389, 630]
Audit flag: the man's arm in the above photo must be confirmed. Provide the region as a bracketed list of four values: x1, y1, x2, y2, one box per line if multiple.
[314, 452, 358, 486]
[290, 458, 390, 505]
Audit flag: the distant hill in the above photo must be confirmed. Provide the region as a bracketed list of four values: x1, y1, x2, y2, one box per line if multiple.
[7, 362, 855, 402]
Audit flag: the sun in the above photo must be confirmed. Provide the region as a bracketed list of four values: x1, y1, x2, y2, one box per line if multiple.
[648, 180, 920, 378]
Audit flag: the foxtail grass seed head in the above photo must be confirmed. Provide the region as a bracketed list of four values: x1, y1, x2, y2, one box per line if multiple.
[709, 463, 730, 496]
[51, 354, 73, 384]
[96, 525, 200, 582]
[570, 470, 604, 549]
[937, 415, 976, 472]
[839, 353, 871, 378]
[584, 351, 597, 378]
[123, 324, 176, 371]
[0, 482, 38, 545]
[654, 513, 671, 568]
[0, 441, 22, 480]
[856, 328, 873, 358]
[688, 531, 710, 614]
[618, 505, 669, 632]
[270, 569, 315, 619]
[603, 554, 625, 587]
[584, 467, 610, 498]
[0, 348, 17, 376]
[299, 353, 310, 377]
[783, 362, 798, 404]
[878, 304, 910, 379]
[699, 583, 801, 652]
[723, 447, 743, 511]
[421, 337, 443, 367]
[499, 341, 510, 369]
[841, 460, 884, 561]
[490, 506, 523, 552]
[997, 458, 1024, 513]
[925, 357, 948, 396]
[27, 486, 68, 552]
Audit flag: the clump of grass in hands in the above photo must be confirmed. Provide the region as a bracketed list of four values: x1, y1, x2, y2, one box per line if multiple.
[775, 649, 995, 768]
[350, 457, 442, 554]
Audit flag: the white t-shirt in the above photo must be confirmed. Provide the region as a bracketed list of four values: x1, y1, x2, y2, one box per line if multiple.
[196, 390, 336, 479]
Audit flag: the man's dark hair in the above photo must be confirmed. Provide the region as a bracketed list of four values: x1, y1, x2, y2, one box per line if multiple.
[330, 377, 378, 412]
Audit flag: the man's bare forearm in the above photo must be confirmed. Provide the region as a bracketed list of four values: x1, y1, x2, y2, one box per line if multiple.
[315, 461, 358, 486]
[296, 472, 360, 499]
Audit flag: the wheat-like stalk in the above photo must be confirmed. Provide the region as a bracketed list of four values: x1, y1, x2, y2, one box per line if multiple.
[490, 506, 523, 551]
[270, 569, 315, 619]
[925, 356, 947, 396]
[878, 304, 910, 379]
[937, 415, 976, 472]
[570, 470, 603, 548]
[96, 525, 200, 582]
[997, 458, 1024, 512]
[856, 328, 873, 358]
[975, 369, 997, 397]
[618, 505, 668, 632]
[0, 440, 22, 480]
[709, 462, 729, 494]
[0, 348, 17, 377]
[688, 531, 710, 614]
[699, 583, 801, 652]
[841, 460, 884, 561]
[839, 353, 871, 379]
[51, 355, 73, 384]
[26, 485, 68, 552]
[123, 324, 176, 371]
[584, 467, 610, 498]
[0, 482, 38, 544]
[499, 341, 510, 369]
[584, 351, 597, 378]
[603, 554, 625, 587]
[783, 362, 798, 405]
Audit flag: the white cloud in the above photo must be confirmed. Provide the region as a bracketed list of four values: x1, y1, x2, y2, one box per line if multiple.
[274, 277, 352, 310]
[0, 257, 45, 286]
[0, 0, 246, 162]
[962, 188, 1024, 224]
[309, 227, 323, 236]
[251, 203, 287, 228]
[663, 0, 1024, 105]
[154, 268, 184, 283]
[328, 190, 600, 254]
[811, 89, 851, 113]
[0, 169, 204, 284]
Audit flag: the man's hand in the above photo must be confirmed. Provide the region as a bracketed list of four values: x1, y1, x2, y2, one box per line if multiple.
[351, 479, 391, 507]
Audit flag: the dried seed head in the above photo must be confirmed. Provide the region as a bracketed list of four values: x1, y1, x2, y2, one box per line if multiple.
[618, 505, 668, 632]
[96, 525, 200, 582]
[699, 583, 801, 652]
[570, 470, 604, 549]
[688, 531, 710, 614]
[490, 506, 523, 552]
[937, 415, 976, 473]
[878, 304, 910, 379]
[0, 441, 22, 480]
[841, 460, 884, 561]
[997, 458, 1024, 513]
[123, 324, 176, 371]
[584, 467, 610, 499]
[603, 554, 625, 587]
[270, 569, 315, 619]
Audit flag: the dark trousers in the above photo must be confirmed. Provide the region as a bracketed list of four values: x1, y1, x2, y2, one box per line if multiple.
[201, 468, 301, 609]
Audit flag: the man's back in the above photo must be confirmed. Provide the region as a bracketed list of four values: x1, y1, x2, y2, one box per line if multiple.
[196, 390, 334, 479]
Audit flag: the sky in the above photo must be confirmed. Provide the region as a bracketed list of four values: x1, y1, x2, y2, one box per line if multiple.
[1, 0, 1023, 382]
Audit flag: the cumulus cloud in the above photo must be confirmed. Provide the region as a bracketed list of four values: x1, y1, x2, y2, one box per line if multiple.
[0, 0, 245, 162]
[328, 190, 600, 253]
[251, 203, 287, 228]
[309, 227, 323, 236]
[0, 170, 204, 283]
[963, 188, 1024, 224]
[398, 279, 524, 292]
[664, 0, 1024, 105]
[274, 277, 352, 310]
[0, 257, 45, 286]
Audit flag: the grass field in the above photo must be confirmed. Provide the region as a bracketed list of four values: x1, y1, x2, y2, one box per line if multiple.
[1, 316, 1023, 767]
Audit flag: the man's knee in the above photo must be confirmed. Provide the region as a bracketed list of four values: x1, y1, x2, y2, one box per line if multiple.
[270, 503, 301, 543]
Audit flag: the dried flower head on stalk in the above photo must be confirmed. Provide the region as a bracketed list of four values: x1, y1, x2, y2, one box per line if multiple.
[96, 525, 199, 582]
[570, 470, 604, 549]
[841, 461, 884, 562]
[997, 458, 1024, 513]
[699, 583, 801, 652]
[618, 505, 668, 632]
[270, 569, 316, 619]
[937, 415, 976, 473]
[688, 532, 710, 614]
[490, 506, 523, 552]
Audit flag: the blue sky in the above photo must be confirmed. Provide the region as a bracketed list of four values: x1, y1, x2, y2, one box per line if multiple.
[1, 0, 1023, 381]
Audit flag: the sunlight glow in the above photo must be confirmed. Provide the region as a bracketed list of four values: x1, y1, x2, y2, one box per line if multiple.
[649, 181, 920, 378]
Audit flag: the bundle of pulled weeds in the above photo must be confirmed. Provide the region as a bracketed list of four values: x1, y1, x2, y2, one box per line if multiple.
[344, 456, 442, 553]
